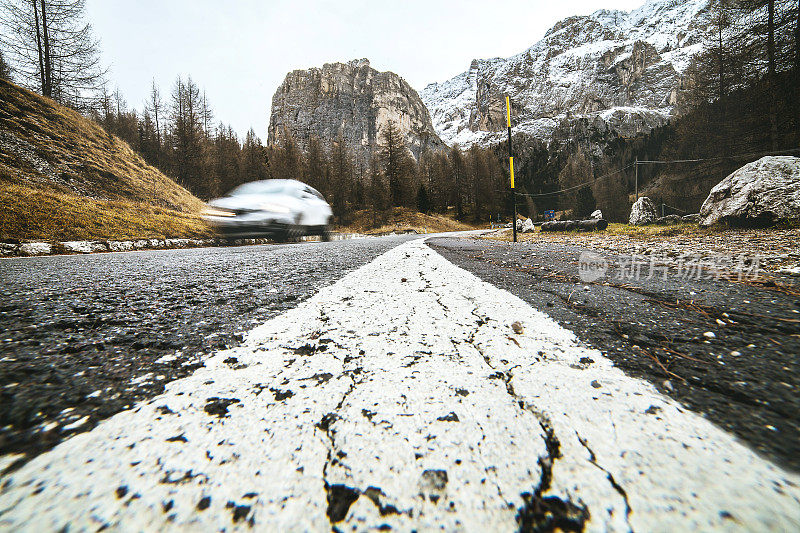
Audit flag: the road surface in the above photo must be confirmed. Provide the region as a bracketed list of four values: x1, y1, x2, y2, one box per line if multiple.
[1, 234, 798, 531]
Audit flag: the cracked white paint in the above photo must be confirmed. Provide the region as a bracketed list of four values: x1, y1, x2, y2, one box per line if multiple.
[1, 239, 799, 531]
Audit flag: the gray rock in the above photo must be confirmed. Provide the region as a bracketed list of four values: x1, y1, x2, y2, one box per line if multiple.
[778, 265, 800, 277]
[629, 197, 657, 226]
[62, 241, 107, 254]
[268, 59, 444, 162]
[682, 213, 701, 223]
[1, 243, 19, 255]
[654, 214, 681, 225]
[165, 238, 191, 248]
[521, 218, 535, 233]
[108, 241, 134, 252]
[516, 218, 524, 232]
[590, 209, 603, 220]
[699, 156, 800, 227]
[19, 242, 51, 256]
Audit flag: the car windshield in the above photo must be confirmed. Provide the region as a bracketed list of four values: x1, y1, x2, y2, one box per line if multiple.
[229, 181, 286, 196]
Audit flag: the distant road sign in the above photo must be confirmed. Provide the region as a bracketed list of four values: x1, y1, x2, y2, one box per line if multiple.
[544, 210, 555, 221]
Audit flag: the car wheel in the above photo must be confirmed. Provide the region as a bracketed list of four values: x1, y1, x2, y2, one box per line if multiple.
[286, 224, 303, 242]
[321, 218, 332, 242]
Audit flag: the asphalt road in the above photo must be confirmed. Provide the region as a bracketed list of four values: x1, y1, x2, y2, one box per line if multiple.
[429, 236, 800, 472]
[1, 234, 799, 531]
[0, 236, 418, 466]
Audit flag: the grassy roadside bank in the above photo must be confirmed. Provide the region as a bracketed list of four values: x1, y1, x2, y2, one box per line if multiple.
[339, 207, 481, 235]
[0, 182, 211, 242]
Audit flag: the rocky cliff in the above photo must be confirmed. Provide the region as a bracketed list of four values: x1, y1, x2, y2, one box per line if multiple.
[421, 0, 713, 147]
[268, 59, 444, 162]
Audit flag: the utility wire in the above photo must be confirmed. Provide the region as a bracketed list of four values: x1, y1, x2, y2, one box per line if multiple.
[637, 146, 800, 164]
[512, 147, 800, 199]
[514, 163, 634, 198]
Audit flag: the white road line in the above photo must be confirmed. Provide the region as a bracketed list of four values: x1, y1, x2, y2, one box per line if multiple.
[1, 239, 798, 531]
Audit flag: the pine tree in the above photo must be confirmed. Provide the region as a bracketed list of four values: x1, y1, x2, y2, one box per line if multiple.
[449, 146, 467, 218]
[168, 76, 208, 196]
[0, 0, 106, 108]
[380, 120, 413, 207]
[367, 156, 388, 216]
[416, 184, 430, 214]
[241, 128, 268, 184]
[215, 124, 242, 193]
[0, 48, 11, 80]
[574, 187, 596, 218]
[305, 136, 328, 196]
[328, 135, 353, 218]
[269, 128, 304, 180]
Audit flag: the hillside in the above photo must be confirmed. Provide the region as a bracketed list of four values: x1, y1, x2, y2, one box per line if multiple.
[340, 207, 478, 235]
[0, 78, 209, 241]
[421, 0, 711, 147]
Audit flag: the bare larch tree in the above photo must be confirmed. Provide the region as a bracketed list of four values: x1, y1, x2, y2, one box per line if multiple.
[0, 0, 105, 109]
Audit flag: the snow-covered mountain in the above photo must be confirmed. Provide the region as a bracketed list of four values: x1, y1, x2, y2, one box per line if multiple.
[421, 0, 712, 147]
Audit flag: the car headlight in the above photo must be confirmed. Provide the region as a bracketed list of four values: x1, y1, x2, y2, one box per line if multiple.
[258, 203, 291, 214]
[203, 207, 236, 217]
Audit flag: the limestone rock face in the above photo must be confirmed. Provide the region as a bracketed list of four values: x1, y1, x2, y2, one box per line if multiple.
[629, 196, 657, 225]
[699, 156, 800, 227]
[421, 0, 712, 147]
[268, 59, 444, 162]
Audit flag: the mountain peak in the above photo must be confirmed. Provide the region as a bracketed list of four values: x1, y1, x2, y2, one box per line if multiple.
[421, 0, 712, 147]
[268, 60, 444, 161]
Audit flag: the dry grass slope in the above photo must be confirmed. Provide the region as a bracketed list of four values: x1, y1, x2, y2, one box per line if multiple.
[342, 207, 478, 235]
[0, 78, 207, 241]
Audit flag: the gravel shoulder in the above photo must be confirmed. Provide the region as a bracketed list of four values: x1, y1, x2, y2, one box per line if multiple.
[494, 226, 800, 274]
[428, 235, 800, 472]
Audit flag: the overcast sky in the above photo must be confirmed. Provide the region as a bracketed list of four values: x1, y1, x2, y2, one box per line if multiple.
[85, 0, 644, 141]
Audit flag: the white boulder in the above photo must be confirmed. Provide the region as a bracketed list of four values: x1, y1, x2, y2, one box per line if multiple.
[108, 241, 134, 252]
[521, 218, 535, 233]
[62, 241, 107, 254]
[700, 156, 800, 226]
[629, 197, 657, 225]
[590, 209, 603, 220]
[1, 243, 19, 255]
[19, 242, 51, 256]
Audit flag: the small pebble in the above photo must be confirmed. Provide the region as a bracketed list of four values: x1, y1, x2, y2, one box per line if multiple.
[703, 331, 716, 339]
[730, 351, 741, 356]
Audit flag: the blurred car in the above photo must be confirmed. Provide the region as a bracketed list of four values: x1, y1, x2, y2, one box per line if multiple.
[203, 179, 333, 241]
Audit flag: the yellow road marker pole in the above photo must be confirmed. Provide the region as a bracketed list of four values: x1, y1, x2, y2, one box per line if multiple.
[506, 95, 517, 242]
